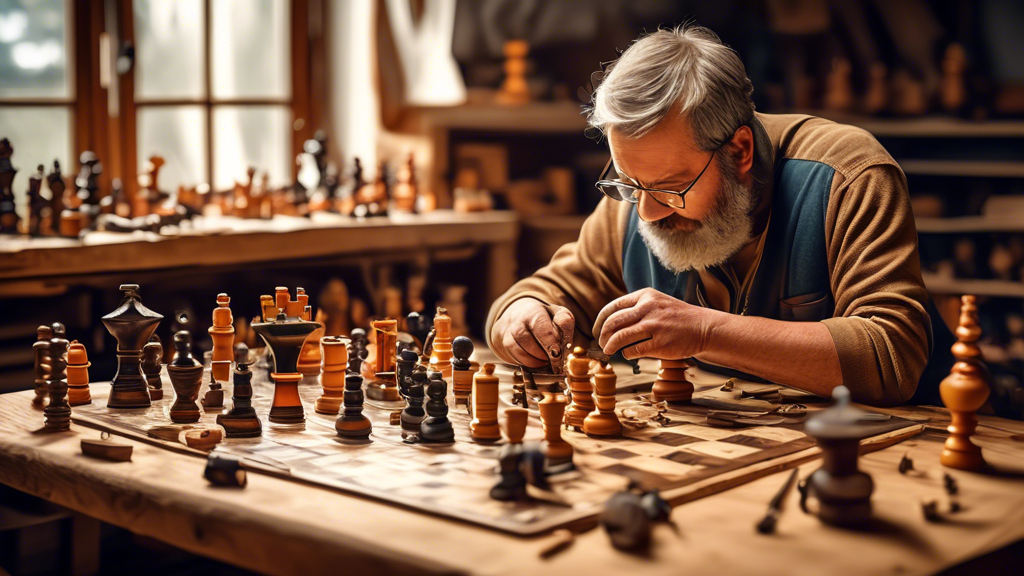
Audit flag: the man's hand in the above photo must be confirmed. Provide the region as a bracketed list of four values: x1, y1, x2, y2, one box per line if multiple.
[491, 298, 575, 368]
[592, 288, 711, 360]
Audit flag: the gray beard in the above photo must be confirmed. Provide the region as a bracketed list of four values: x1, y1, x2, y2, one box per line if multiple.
[636, 157, 755, 273]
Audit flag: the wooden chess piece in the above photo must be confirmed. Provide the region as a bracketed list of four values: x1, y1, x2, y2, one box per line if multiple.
[102, 284, 163, 408]
[315, 336, 349, 415]
[496, 39, 530, 105]
[451, 336, 473, 408]
[890, 68, 928, 116]
[209, 293, 235, 383]
[350, 298, 370, 332]
[366, 318, 400, 401]
[539, 385, 573, 468]
[201, 371, 224, 410]
[401, 371, 427, 441]
[470, 363, 502, 443]
[32, 325, 53, 407]
[429, 307, 454, 377]
[396, 348, 418, 398]
[438, 285, 468, 337]
[335, 372, 371, 439]
[584, 362, 621, 438]
[823, 57, 854, 113]
[0, 138, 20, 234]
[383, 287, 403, 324]
[491, 407, 529, 501]
[142, 336, 164, 400]
[251, 293, 320, 426]
[391, 153, 418, 212]
[43, 337, 71, 432]
[940, 295, 990, 471]
[862, 62, 888, 115]
[66, 341, 92, 406]
[167, 331, 203, 423]
[421, 372, 455, 443]
[47, 160, 66, 226]
[296, 288, 325, 377]
[318, 278, 350, 336]
[348, 328, 368, 375]
[216, 362, 262, 438]
[940, 43, 968, 114]
[564, 346, 595, 431]
[652, 359, 693, 403]
[26, 164, 47, 236]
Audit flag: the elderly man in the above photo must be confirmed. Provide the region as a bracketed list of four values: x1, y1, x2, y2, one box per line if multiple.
[486, 25, 954, 407]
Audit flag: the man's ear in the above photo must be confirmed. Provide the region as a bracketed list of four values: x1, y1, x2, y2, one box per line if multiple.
[726, 125, 754, 179]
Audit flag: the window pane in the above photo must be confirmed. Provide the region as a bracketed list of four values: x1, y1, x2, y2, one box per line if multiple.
[212, 105, 290, 190]
[138, 106, 207, 190]
[0, 0, 70, 98]
[134, 0, 205, 100]
[0, 106, 71, 217]
[211, 0, 290, 100]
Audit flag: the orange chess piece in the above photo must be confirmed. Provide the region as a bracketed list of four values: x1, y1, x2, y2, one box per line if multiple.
[208, 293, 234, 383]
[940, 295, 990, 471]
[429, 307, 454, 377]
[470, 363, 501, 442]
[563, 347, 594, 431]
[366, 318, 400, 402]
[584, 362, 621, 438]
[66, 341, 92, 406]
[315, 336, 349, 415]
[652, 359, 693, 403]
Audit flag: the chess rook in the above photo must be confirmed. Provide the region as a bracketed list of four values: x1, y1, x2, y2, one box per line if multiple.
[429, 307, 454, 377]
[65, 341, 92, 406]
[366, 318, 400, 402]
[43, 337, 71, 432]
[142, 336, 164, 400]
[208, 293, 235, 382]
[102, 284, 163, 409]
[539, 386, 573, 468]
[451, 336, 474, 407]
[421, 372, 455, 443]
[315, 336, 349, 415]
[940, 295, 990, 471]
[584, 362, 621, 438]
[564, 346, 595, 431]
[167, 331, 203, 424]
[32, 325, 53, 407]
[336, 372, 372, 439]
[470, 363, 501, 443]
[652, 359, 693, 403]
[217, 362, 262, 438]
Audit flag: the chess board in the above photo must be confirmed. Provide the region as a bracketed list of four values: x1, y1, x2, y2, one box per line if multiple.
[72, 360, 920, 536]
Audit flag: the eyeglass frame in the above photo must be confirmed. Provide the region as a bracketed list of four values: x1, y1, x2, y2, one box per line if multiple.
[595, 149, 718, 210]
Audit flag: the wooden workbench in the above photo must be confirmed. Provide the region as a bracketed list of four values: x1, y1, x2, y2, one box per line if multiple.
[1, 377, 1023, 575]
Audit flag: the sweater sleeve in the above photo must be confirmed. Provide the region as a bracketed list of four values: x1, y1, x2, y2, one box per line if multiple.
[485, 197, 630, 352]
[821, 163, 932, 406]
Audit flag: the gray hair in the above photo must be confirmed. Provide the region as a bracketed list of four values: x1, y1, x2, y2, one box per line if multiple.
[588, 25, 773, 194]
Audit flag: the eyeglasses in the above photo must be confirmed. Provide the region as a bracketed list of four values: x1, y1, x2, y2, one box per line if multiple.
[595, 151, 716, 210]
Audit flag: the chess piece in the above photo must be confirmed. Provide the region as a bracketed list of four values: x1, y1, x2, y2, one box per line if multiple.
[251, 293, 320, 426]
[0, 138, 20, 234]
[890, 68, 928, 116]
[43, 337, 71, 432]
[451, 336, 473, 407]
[315, 336, 349, 414]
[406, 311, 431, 349]
[142, 336, 164, 400]
[234, 342, 249, 366]
[823, 57, 854, 113]
[401, 371, 427, 441]
[216, 362, 262, 438]
[496, 39, 530, 106]
[366, 318, 400, 401]
[940, 295, 990, 471]
[350, 298, 370, 331]
[66, 341, 92, 406]
[652, 359, 693, 403]
[335, 372, 372, 439]
[318, 278, 350, 336]
[102, 284, 163, 408]
[438, 285, 468, 337]
[940, 43, 968, 114]
[539, 385, 573, 468]
[167, 331, 203, 423]
[800, 386, 874, 527]
[584, 362, 621, 438]
[184, 428, 223, 451]
[32, 325, 53, 407]
[391, 153, 418, 212]
[201, 370, 224, 410]
[564, 346, 595, 431]
[421, 372, 455, 443]
[349, 328, 369, 374]
[81, 432, 132, 462]
[490, 407, 529, 501]
[429, 307, 454, 377]
[383, 287, 403, 323]
[208, 293, 235, 383]
[470, 363, 501, 443]
[47, 160, 66, 222]
[296, 288, 325, 377]
[26, 164, 47, 236]
[396, 348, 418, 398]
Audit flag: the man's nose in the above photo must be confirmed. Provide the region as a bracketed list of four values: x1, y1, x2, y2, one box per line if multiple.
[637, 192, 676, 222]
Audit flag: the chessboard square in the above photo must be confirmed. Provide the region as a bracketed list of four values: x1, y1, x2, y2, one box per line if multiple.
[648, 432, 702, 447]
[598, 448, 637, 460]
[663, 450, 732, 468]
[670, 424, 744, 441]
[598, 464, 677, 491]
[614, 455, 698, 479]
[683, 440, 761, 459]
[600, 441, 678, 459]
[733, 426, 807, 443]
[719, 434, 783, 449]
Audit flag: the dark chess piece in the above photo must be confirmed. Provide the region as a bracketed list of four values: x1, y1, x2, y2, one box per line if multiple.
[348, 328, 368, 374]
[166, 331, 203, 423]
[51, 321, 66, 339]
[250, 304, 320, 426]
[601, 485, 673, 551]
[142, 336, 164, 400]
[397, 348, 418, 397]
[451, 336, 473, 407]
[234, 342, 249, 366]
[490, 408, 529, 501]
[217, 362, 262, 438]
[406, 311, 432, 349]
[47, 160, 65, 219]
[0, 138, 20, 234]
[43, 337, 71, 432]
[75, 150, 102, 208]
[421, 371, 455, 443]
[32, 325, 53, 407]
[102, 284, 163, 408]
[401, 371, 427, 441]
[201, 370, 224, 410]
[335, 372, 372, 439]
[27, 164, 47, 236]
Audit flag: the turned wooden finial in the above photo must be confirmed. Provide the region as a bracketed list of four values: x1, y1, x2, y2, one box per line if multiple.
[939, 294, 990, 471]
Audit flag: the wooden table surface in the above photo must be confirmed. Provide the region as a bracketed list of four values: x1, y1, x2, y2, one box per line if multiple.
[2, 376, 1023, 576]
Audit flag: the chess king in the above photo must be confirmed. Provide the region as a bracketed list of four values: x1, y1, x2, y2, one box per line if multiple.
[487, 24, 959, 410]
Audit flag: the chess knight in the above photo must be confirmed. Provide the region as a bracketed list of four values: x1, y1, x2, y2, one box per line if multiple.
[486, 24, 960, 410]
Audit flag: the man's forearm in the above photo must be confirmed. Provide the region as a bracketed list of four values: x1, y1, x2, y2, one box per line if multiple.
[695, 308, 843, 397]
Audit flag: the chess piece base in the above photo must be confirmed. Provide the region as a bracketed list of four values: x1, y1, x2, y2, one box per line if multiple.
[315, 396, 343, 415]
[336, 416, 372, 439]
[806, 468, 873, 527]
[652, 379, 693, 403]
[149, 387, 164, 400]
[366, 378, 401, 402]
[217, 411, 263, 438]
[564, 406, 592, 431]
[43, 405, 71, 432]
[584, 413, 622, 438]
[202, 389, 224, 410]
[470, 422, 501, 442]
[269, 373, 305, 424]
[421, 418, 455, 443]
[167, 363, 203, 423]
[543, 440, 573, 465]
[68, 388, 91, 406]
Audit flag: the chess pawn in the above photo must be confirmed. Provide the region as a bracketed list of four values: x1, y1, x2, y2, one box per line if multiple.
[401, 372, 427, 441]
[65, 341, 92, 406]
[208, 293, 235, 383]
[216, 362, 262, 438]
[421, 372, 455, 443]
[166, 331, 203, 423]
[396, 348, 418, 398]
[496, 39, 530, 105]
[491, 408, 529, 501]
[32, 325, 53, 407]
[201, 370, 224, 410]
[470, 363, 501, 442]
[940, 295, 990, 471]
[564, 346, 595, 431]
[391, 153, 418, 213]
[315, 336, 349, 415]
[451, 336, 474, 407]
[652, 359, 693, 403]
[142, 337, 164, 400]
[429, 307, 454, 377]
[43, 337, 71, 432]
[539, 386, 572, 468]
[234, 342, 249, 366]
[336, 372, 372, 439]
[584, 362, 621, 438]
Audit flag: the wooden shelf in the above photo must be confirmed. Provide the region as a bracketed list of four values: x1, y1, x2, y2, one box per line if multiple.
[898, 160, 1024, 178]
[915, 215, 1024, 233]
[414, 95, 587, 134]
[922, 273, 1024, 298]
[795, 111, 1024, 138]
